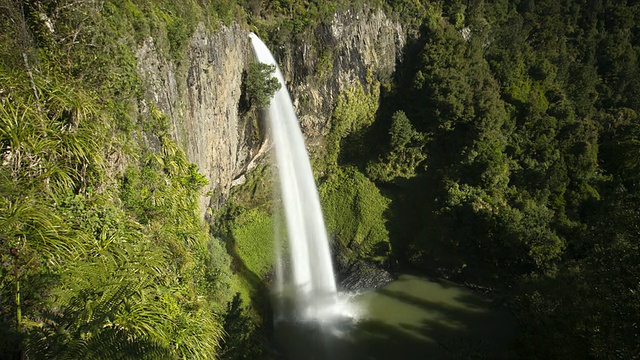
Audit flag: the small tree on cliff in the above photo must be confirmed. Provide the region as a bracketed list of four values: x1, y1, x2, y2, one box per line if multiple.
[245, 63, 281, 109]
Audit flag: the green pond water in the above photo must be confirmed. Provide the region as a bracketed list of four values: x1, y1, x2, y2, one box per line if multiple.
[274, 274, 518, 359]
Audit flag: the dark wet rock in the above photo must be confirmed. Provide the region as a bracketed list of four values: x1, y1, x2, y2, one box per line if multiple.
[339, 262, 396, 291]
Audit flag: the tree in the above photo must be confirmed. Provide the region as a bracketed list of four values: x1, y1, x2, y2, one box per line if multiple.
[389, 110, 413, 150]
[366, 110, 426, 183]
[245, 63, 281, 109]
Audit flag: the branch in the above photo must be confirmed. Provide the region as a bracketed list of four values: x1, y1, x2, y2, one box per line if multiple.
[22, 52, 42, 114]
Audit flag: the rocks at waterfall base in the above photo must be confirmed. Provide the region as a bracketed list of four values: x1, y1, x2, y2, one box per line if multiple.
[339, 262, 396, 291]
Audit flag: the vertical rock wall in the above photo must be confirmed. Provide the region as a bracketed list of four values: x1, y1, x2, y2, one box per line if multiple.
[136, 23, 252, 216]
[280, 6, 405, 144]
[135, 8, 406, 215]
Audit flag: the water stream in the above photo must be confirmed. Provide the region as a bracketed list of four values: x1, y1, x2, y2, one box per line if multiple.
[249, 33, 340, 320]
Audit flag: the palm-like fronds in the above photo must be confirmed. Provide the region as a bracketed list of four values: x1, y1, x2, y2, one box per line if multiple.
[0, 99, 43, 178]
[68, 327, 170, 360]
[1, 70, 107, 191]
[0, 189, 84, 264]
[29, 228, 223, 360]
[1, 67, 228, 358]
[38, 74, 98, 129]
[29, 244, 169, 358]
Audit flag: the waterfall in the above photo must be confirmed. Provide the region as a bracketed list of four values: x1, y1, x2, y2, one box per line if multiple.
[249, 33, 338, 320]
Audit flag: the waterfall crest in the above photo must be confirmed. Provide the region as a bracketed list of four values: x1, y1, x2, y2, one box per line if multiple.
[249, 33, 338, 320]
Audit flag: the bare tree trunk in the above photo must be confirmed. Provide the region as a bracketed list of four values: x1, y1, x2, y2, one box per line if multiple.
[22, 52, 42, 114]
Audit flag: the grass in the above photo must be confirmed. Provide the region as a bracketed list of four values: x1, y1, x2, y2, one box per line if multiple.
[232, 207, 275, 279]
[319, 166, 391, 262]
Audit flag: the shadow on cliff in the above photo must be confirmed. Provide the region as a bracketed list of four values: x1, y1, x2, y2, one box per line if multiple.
[213, 218, 273, 329]
[229, 233, 269, 297]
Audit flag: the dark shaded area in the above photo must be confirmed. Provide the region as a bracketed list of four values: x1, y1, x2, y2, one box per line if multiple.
[220, 293, 271, 360]
[212, 206, 275, 359]
[218, 224, 272, 323]
[326, 2, 640, 356]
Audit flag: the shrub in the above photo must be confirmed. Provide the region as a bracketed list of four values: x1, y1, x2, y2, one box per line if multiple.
[245, 63, 281, 109]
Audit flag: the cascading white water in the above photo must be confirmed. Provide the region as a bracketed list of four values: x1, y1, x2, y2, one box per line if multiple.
[249, 33, 339, 320]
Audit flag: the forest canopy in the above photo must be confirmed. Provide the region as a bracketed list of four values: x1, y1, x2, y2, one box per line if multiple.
[355, 1, 640, 358]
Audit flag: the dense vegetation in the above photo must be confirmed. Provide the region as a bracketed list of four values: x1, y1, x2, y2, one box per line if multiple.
[2, 0, 639, 359]
[332, 1, 640, 358]
[0, 0, 243, 358]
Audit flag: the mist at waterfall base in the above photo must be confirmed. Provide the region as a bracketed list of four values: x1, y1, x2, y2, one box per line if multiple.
[249, 34, 518, 359]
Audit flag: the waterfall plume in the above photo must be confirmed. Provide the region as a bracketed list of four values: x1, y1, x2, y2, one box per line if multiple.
[249, 33, 340, 320]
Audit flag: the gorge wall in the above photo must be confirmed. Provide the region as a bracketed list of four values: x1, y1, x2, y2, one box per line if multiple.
[135, 7, 406, 214]
[280, 7, 405, 145]
[136, 23, 252, 216]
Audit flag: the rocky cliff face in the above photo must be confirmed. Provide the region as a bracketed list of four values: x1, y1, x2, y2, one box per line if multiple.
[136, 8, 405, 214]
[136, 23, 252, 216]
[280, 6, 405, 145]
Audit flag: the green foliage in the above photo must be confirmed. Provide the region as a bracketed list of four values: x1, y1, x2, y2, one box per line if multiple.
[514, 185, 640, 359]
[211, 163, 275, 355]
[331, 73, 380, 138]
[217, 163, 277, 288]
[99, 0, 240, 56]
[3, 0, 638, 358]
[220, 293, 269, 360]
[231, 207, 275, 278]
[315, 48, 335, 79]
[315, 73, 387, 261]
[0, 4, 238, 357]
[389, 110, 413, 150]
[245, 63, 281, 109]
[166, 16, 191, 60]
[359, 1, 640, 358]
[247, 0, 342, 38]
[383, 0, 428, 27]
[25, 200, 222, 359]
[0, 92, 229, 357]
[366, 110, 426, 182]
[323, 73, 381, 172]
[319, 167, 391, 262]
